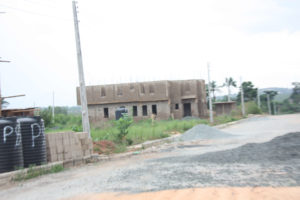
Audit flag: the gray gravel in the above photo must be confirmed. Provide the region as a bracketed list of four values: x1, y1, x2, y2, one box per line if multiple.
[179, 124, 234, 141]
[193, 132, 300, 164]
[100, 132, 300, 192]
[163, 132, 300, 164]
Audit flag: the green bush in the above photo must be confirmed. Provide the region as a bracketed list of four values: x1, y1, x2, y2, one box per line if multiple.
[245, 101, 262, 114]
[40, 107, 53, 127]
[114, 113, 133, 143]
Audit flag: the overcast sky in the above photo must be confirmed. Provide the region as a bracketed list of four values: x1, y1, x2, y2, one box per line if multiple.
[0, 0, 299, 108]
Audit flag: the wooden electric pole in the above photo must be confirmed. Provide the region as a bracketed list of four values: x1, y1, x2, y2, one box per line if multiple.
[72, 1, 91, 137]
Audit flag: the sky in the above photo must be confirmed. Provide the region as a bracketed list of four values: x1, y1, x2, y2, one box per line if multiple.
[0, 0, 300, 108]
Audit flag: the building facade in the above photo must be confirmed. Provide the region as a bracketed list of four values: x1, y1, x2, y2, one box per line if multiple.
[77, 80, 207, 125]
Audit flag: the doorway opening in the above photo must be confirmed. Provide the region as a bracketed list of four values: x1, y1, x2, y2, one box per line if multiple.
[183, 103, 191, 117]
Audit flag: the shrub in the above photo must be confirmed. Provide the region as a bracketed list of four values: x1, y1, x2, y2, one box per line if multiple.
[245, 101, 262, 114]
[40, 107, 53, 127]
[114, 113, 133, 143]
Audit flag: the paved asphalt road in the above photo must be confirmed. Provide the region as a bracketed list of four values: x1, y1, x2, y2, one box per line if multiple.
[0, 114, 299, 200]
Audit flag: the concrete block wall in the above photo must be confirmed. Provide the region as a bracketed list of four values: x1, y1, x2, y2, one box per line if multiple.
[88, 101, 170, 126]
[46, 132, 93, 163]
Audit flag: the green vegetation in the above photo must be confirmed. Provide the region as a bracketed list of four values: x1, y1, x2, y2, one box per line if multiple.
[222, 77, 237, 102]
[40, 105, 246, 154]
[92, 118, 209, 145]
[1, 99, 9, 108]
[235, 81, 299, 114]
[276, 83, 300, 113]
[209, 81, 221, 102]
[237, 81, 257, 103]
[213, 114, 242, 125]
[114, 113, 133, 144]
[40, 80, 300, 155]
[41, 107, 82, 133]
[245, 101, 262, 115]
[14, 164, 64, 181]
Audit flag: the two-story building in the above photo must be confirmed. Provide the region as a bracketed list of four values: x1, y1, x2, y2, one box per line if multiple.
[77, 79, 207, 125]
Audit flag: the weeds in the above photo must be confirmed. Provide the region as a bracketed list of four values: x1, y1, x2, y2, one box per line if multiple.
[91, 118, 209, 146]
[14, 164, 64, 181]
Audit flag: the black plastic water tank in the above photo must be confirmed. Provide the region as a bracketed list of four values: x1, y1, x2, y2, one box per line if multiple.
[18, 117, 47, 168]
[0, 117, 24, 173]
[115, 107, 128, 120]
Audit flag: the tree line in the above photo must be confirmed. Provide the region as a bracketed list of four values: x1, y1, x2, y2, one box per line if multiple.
[206, 78, 300, 114]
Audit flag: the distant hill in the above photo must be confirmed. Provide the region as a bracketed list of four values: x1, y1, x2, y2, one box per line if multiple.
[67, 106, 81, 114]
[259, 88, 293, 102]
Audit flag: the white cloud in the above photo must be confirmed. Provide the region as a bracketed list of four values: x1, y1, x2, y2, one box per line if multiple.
[0, 0, 299, 107]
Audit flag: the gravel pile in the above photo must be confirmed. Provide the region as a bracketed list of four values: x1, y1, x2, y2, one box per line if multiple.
[179, 124, 234, 141]
[191, 132, 300, 164]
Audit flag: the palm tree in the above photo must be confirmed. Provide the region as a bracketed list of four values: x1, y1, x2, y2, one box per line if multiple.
[223, 77, 237, 102]
[1, 99, 9, 108]
[210, 81, 220, 102]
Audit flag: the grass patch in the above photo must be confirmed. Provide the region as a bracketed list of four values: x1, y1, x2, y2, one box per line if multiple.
[42, 109, 244, 155]
[113, 143, 127, 153]
[14, 164, 64, 181]
[91, 118, 209, 145]
[91, 119, 210, 154]
[213, 115, 242, 125]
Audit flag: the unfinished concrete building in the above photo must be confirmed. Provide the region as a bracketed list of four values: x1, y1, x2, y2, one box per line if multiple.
[77, 80, 207, 125]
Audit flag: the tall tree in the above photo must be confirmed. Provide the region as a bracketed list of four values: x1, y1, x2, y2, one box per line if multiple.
[237, 81, 257, 103]
[223, 77, 236, 102]
[263, 90, 278, 101]
[210, 81, 220, 102]
[1, 99, 9, 108]
[291, 82, 300, 104]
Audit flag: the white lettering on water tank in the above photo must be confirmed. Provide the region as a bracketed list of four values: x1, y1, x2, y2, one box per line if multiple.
[31, 123, 41, 147]
[3, 126, 13, 143]
[15, 123, 22, 147]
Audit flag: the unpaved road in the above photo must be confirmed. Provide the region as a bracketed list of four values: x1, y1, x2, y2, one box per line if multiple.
[0, 114, 300, 200]
[68, 187, 300, 200]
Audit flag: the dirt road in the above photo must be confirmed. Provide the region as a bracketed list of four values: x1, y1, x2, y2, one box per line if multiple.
[67, 187, 300, 200]
[0, 114, 299, 200]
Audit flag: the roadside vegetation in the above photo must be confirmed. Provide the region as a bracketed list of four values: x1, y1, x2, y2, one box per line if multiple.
[14, 164, 64, 181]
[210, 79, 300, 115]
[41, 106, 243, 154]
[38, 80, 299, 154]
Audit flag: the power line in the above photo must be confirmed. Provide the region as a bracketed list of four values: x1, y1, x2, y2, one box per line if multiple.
[0, 3, 71, 21]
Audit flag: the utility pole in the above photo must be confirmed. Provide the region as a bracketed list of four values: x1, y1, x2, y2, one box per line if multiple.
[52, 91, 55, 124]
[240, 77, 245, 117]
[267, 93, 271, 115]
[207, 62, 213, 123]
[273, 101, 277, 115]
[257, 88, 261, 109]
[72, 1, 91, 137]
